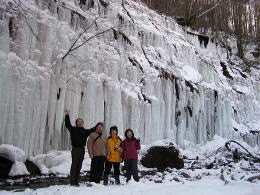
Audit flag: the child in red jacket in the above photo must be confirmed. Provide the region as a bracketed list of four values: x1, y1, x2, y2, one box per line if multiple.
[121, 129, 141, 182]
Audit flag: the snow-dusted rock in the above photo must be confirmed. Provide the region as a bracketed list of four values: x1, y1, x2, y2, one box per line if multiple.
[24, 160, 41, 175]
[32, 150, 72, 175]
[141, 140, 184, 170]
[29, 157, 50, 175]
[0, 144, 26, 162]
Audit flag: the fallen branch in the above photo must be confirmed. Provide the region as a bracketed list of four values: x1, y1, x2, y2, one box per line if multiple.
[225, 140, 260, 162]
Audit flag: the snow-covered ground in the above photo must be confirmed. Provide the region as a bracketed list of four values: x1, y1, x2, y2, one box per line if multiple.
[1, 176, 260, 195]
[1, 136, 259, 194]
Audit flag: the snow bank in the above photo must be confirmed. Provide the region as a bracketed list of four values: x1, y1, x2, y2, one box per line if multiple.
[182, 135, 230, 158]
[32, 151, 72, 175]
[0, 144, 91, 176]
[32, 150, 91, 175]
[181, 135, 259, 160]
[29, 157, 49, 175]
[0, 144, 26, 162]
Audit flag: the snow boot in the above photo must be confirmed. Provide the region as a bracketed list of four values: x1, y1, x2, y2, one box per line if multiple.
[126, 177, 131, 183]
[103, 174, 109, 185]
[115, 175, 120, 185]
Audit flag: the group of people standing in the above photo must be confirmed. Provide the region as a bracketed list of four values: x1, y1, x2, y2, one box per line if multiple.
[64, 109, 141, 186]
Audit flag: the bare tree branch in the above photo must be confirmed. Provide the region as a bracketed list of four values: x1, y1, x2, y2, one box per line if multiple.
[71, 27, 114, 52]
[20, 13, 39, 40]
[196, 2, 222, 19]
[63, 12, 102, 61]
[62, 27, 114, 61]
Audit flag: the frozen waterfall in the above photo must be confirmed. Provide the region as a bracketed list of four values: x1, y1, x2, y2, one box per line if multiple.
[0, 0, 259, 156]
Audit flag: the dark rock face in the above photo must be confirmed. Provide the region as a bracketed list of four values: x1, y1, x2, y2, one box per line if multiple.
[140, 144, 184, 171]
[24, 160, 41, 176]
[0, 156, 13, 178]
[0, 157, 41, 178]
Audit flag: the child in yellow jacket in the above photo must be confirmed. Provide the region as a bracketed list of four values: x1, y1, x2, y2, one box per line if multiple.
[104, 126, 122, 185]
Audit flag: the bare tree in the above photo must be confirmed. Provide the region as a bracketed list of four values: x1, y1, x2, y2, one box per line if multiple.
[141, 0, 259, 64]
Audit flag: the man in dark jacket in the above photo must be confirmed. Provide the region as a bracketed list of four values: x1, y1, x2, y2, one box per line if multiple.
[64, 109, 95, 186]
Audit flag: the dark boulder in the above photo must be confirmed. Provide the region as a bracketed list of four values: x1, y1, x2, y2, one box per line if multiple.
[0, 156, 13, 178]
[25, 160, 41, 176]
[174, 16, 186, 26]
[140, 143, 184, 171]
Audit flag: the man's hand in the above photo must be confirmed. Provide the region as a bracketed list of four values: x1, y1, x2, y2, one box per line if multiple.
[64, 109, 70, 115]
[89, 155, 93, 159]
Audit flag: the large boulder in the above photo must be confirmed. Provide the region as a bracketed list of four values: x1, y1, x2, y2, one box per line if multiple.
[140, 140, 184, 171]
[0, 156, 13, 178]
[25, 160, 41, 176]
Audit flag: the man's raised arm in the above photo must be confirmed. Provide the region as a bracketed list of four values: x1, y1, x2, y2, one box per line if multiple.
[64, 109, 72, 131]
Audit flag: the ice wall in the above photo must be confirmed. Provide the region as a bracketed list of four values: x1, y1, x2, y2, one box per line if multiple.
[0, 0, 259, 156]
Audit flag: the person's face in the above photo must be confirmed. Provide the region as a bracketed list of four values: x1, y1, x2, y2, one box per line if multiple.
[96, 124, 103, 132]
[127, 131, 133, 138]
[111, 129, 117, 136]
[76, 119, 84, 128]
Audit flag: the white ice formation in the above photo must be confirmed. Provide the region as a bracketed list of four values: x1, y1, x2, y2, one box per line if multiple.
[0, 0, 259, 156]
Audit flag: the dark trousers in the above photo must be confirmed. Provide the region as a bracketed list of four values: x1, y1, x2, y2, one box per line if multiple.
[70, 147, 85, 185]
[125, 159, 139, 181]
[104, 161, 120, 175]
[90, 156, 106, 183]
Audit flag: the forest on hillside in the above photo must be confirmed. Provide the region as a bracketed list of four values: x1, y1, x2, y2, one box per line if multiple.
[141, 0, 260, 64]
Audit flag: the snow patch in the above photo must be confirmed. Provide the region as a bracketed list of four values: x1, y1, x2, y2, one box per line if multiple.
[140, 139, 180, 155]
[0, 144, 26, 162]
[8, 161, 29, 177]
[180, 65, 203, 83]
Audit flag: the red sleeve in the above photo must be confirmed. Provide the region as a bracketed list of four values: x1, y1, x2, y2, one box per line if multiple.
[135, 140, 141, 150]
[120, 140, 125, 150]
